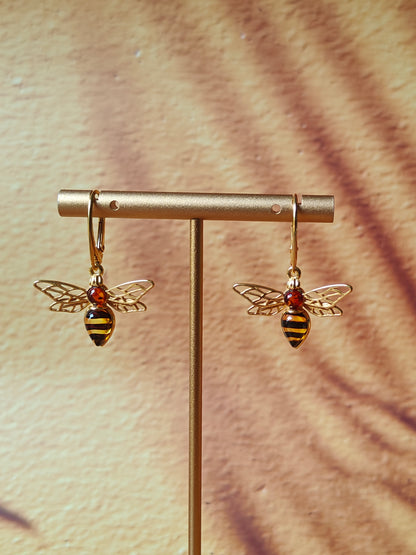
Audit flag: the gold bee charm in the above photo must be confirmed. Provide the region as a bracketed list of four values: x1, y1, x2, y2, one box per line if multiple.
[34, 190, 155, 346]
[233, 274, 352, 348]
[233, 193, 352, 348]
[34, 278, 154, 346]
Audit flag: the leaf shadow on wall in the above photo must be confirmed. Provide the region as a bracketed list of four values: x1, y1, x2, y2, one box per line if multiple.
[0, 504, 32, 530]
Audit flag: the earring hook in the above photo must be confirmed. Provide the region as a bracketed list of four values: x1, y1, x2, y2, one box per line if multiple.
[289, 193, 299, 278]
[88, 189, 105, 274]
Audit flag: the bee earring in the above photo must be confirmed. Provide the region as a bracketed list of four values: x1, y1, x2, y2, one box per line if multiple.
[233, 194, 352, 348]
[34, 190, 154, 346]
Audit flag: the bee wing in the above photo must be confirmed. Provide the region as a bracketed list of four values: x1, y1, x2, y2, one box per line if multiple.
[233, 283, 285, 316]
[304, 284, 352, 317]
[33, 280, 89, 313]
[106, 280, 154, 313]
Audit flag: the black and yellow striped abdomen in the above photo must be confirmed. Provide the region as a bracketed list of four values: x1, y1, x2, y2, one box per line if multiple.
[281, 309, 310, 348]
[84, 306, 115, 346]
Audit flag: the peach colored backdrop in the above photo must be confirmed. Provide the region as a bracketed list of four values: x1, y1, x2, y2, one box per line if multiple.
[2, 1, 416, 553]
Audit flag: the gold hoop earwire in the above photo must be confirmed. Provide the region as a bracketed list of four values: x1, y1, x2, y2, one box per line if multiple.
[88, 189, 105, 271]
[289, 193, 298, 275]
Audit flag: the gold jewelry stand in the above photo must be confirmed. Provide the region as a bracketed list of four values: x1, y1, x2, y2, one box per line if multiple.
[58, 190, 334, 555]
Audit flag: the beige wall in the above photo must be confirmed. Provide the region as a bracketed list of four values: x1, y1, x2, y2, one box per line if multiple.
[2, 0, 416, 553]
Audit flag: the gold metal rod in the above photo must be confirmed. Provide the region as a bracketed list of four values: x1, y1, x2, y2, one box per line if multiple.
[57, 190, 334, 222]
[189, 219, 203, 555]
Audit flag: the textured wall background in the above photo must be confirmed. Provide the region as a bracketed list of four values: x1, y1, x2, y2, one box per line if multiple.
[2, 0, 416, 553]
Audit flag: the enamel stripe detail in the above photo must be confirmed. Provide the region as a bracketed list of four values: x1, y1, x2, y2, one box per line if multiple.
[281, 309, 310, 348]
[84, 307, 115, 346]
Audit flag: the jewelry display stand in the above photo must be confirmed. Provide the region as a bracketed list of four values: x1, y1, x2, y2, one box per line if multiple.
[57, 190, 334, 555]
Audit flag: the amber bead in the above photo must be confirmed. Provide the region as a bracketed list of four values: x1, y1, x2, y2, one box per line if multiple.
[87, 286, 107, 306]
[284, 288, 304, 310]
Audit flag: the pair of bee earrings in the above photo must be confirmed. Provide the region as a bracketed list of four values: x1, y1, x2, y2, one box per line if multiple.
[34, 191, 352, 349]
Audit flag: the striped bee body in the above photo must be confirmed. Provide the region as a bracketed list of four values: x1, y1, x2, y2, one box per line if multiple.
[281, 309, 310, 349]
[84, 305, 115, 346]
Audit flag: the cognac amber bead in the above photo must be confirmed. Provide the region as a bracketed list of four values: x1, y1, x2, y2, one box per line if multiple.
[87, 286, 107, 306]
[284, 288, 304, 309]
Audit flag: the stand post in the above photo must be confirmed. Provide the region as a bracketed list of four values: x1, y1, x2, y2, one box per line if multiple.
[189, 219, 203, 555]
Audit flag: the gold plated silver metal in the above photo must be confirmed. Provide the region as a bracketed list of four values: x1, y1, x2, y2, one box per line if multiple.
[34, 189, 154, 346]
[233, 193, 352, 348]
[289, 193, 298, 275]
[88, 189, 105, 273]
[33, 280, 154, 314]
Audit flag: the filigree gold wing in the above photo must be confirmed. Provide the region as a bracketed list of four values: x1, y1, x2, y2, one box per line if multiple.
[233, 283, 285, 316]
[303, 284, 353, 317]
[33, 280, 89, 313]
[106, 280, 154, 313]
